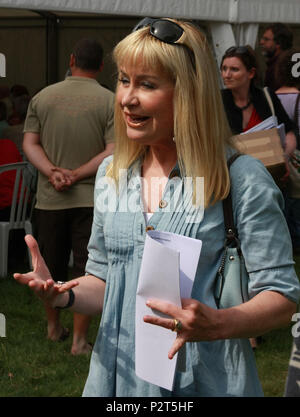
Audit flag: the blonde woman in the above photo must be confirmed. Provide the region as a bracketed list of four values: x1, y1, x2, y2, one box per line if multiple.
[14, 18, 299, 397]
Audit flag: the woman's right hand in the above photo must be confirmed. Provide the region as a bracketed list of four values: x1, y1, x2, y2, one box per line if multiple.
[13, 235, 79, 306]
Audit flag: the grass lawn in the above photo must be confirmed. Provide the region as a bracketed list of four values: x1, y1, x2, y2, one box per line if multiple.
[0, 257, 299, 397]
[0, 262, 100, 397]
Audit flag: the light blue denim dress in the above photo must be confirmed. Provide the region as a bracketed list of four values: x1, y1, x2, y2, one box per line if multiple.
[83, 153, 300, 397]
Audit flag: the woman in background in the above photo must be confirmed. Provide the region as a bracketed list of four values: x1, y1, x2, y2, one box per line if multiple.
[220, 45, 296, 154]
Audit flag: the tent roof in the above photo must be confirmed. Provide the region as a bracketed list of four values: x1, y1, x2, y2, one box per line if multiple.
[0, 0, 299, 24]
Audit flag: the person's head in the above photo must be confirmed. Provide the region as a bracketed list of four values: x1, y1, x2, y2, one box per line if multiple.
[110, 17, 233, 207]
[275, 48, 300, 88]
[10, 84, 29, 98]
[12, 94, 30, 122]
[260, 23, 293, 58]
[70, 38, 104, 73]
[220, 45, 258, 91]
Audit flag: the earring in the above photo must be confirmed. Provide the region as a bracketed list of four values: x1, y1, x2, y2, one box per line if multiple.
[173, 137, 176, 142]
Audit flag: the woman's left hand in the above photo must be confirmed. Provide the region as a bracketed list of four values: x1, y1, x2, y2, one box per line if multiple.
[143, 298, 222, 359]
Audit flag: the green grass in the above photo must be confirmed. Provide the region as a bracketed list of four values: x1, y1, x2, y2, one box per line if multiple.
[0, 263, 100, 397]
[0, 257, 299, 397]
[254, 254, 300, 397]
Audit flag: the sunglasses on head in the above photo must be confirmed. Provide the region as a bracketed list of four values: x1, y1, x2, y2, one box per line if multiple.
[225, 46, 249, 55]
[132, 17, 185, 45]
[132, 17, 196, 71]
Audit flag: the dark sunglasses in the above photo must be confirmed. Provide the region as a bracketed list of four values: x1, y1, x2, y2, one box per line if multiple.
[132, 17, 185, 45]
[225, 46, 249, 55]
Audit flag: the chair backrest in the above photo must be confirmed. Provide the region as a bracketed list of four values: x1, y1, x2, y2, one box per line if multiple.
[0, 161, 35, 229]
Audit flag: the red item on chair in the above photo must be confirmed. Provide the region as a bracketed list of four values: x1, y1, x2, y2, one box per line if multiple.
[0, 139, 23, 209]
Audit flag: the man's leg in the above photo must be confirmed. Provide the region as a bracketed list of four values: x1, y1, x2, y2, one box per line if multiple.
[69, 207, 93, 355]
[34, 208, 71, 341]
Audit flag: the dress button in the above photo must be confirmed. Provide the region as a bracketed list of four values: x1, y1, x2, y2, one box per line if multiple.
[159, 200, 168, 208]
[146, 225, 154, 232]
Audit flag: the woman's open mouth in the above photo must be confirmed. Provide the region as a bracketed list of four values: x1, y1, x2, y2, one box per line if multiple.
[125, 113, 150, 127]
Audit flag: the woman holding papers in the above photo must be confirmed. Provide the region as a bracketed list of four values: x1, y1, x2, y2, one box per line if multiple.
[221, 45, 297, 155]
[14, 18, 300, 397]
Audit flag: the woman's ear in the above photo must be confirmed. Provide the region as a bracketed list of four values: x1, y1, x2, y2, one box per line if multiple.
[248, 67, 256, 80]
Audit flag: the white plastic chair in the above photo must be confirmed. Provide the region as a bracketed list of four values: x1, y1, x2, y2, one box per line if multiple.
[0, 161, 35, 277]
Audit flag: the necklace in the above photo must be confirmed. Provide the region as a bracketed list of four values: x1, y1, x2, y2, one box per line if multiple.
[235, 100, 252, 111]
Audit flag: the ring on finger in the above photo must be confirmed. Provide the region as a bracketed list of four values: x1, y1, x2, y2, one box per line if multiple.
[57, 281, 65, 286]
[172, 318, 183, 332]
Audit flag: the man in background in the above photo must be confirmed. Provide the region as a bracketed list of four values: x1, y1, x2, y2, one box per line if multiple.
[23, 38, 115, 355]
[260, 22, 293, 91]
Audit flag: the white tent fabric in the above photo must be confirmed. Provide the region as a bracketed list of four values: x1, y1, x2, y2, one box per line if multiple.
[0, 0, 299, 24]
[210, 22, 259, 66]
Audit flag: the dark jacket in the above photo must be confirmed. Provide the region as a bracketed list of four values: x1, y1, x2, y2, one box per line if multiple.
[221, 85, 295, 135]
[264, 54, 281, 92]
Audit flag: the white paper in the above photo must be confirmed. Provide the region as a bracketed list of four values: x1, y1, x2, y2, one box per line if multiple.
[135, 230, 202, 391]
[242, 116, 286, 147]
[243, 115, 278, 133]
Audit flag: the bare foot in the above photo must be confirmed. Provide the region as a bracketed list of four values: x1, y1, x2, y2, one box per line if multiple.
[71, 342, 93, 355]
[47, 326, 70, 342]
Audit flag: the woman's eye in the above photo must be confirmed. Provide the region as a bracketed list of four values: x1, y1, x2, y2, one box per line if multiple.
[118, 77, 129, 85]
[142, 82, 155, 89]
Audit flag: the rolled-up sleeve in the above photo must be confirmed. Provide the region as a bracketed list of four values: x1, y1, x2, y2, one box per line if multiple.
[23, 94, 41, 133]
[231, 155, 300, 303]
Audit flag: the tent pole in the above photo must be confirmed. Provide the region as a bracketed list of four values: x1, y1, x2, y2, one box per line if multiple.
[33, 10, 58, 86]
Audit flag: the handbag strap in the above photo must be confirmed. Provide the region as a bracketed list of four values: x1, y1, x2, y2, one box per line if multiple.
[263, 86, 275, 117]
[223, 153, 242, 250]
[294, 93, 300, 122]
[293, 93, 300, 149]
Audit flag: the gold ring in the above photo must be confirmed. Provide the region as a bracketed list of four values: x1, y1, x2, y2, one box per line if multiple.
[172, 319, 183, 332]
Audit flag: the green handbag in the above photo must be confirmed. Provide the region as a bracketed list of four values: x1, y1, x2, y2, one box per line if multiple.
[214, 153, 249, 309]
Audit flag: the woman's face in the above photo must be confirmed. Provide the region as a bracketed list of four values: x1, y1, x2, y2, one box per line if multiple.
[116, 60, 175, 146]
[221, 56, 255, 91]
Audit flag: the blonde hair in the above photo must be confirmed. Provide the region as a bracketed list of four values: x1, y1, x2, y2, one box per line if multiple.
[109, 19, 235, 207]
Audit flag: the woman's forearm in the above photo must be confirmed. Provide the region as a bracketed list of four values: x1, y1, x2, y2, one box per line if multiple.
[285, 131, 297, 156]
[53, 275, 106, 316]
[218, 291, 297, 340]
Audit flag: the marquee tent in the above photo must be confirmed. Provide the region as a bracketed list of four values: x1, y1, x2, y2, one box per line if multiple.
[0, 0, 299, 92]
[0, 0, 299, 23]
